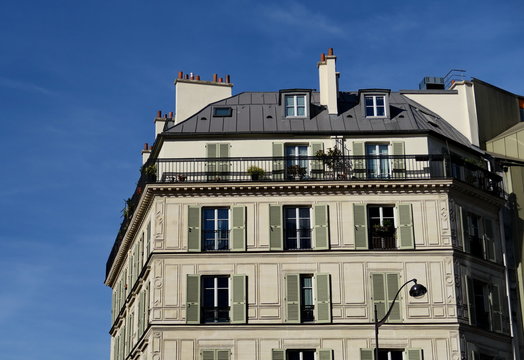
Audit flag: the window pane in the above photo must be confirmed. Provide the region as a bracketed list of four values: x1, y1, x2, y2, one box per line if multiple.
[376, 106, 385, 116]
[296, 95, 305, 106]
[298, 146, 308, 156]
[297, 106, 305, 116]
[217, 288, 229, 306]
[286, 107, 295, 117]
[376, 96, 385, 106]
[285, 95, 294, 106]
[365, 96, 374, 106]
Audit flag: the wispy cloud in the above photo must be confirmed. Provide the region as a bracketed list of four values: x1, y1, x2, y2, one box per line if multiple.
[0, 76, 57, 96]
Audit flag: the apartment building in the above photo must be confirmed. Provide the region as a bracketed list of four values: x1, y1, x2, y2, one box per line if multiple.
[104, 49, 516, 360]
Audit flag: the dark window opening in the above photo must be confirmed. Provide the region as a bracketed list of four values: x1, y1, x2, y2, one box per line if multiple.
[473, 279, 490, 331]
[368, 206, 396, 249]
[300, 275, 314, 322]
[202, 208, 229, 251]
[377, 349, 403, 360]
[284, 207, 312, 250]
[287, 349, 315, 360]
[202, 276, 230, 323]
[213, 107, 233, 117]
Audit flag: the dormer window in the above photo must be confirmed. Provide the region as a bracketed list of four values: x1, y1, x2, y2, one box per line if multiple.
[213, 107, 233, 117]
[365, 95, 386, 117]
[285, 94, 307, 117]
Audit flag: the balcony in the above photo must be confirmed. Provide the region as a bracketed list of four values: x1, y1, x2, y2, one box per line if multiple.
[106, 154, 503, 277]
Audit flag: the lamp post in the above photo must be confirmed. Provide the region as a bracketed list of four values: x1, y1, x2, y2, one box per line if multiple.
[374, 278, 427, 360]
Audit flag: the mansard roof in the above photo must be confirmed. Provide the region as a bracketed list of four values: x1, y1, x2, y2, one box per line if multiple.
[164, 91, 474, 149]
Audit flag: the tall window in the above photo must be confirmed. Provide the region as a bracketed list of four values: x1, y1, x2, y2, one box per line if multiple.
[368, 205, 396, 249]
[366, 144, 389, 178]
[286, 145, 308, 179]
[464, 212, 483, 258]
[284, 207, 312, 250]
[377, 349, 403, 360]
[202, 276, 230, 323]
[300, 275, 314, 322]
[365, 95, 386, 117]
[287, 350, 315, 360]
[285, 94, 307, 117]
[203, 208, 229, 251]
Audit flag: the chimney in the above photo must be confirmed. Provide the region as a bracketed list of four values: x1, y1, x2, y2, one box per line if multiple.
[141, 143, 151, 164]
[174, 72, 233, 125]
[317, 48, 339, 115]
[154, 110, 167, 136]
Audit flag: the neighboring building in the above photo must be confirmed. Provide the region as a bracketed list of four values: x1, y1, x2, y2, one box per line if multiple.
[105, 49, 518, 360]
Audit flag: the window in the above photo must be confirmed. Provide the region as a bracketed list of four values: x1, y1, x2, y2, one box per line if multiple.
[353, 204, 414, 250]
[365, 95, 386, 117]
[352, 141, 405, 180]
[203, 208, 229, 251]
[284, 207, 312, 250]
[284, 94, 307, 117]
[371, 273, 401, 322]
[366, 144, 390, 178]
[272, 349, 332, 360]
[202, 276, 230, 323]
[360, 349, 423, 360]
[213, 107, 233, 117]
[466, 277, 503, 333]
[286, 144, 309, 179]
[285, 273, 331, 323]
[287, 350, 315, 360]
[377, 349, 403, 360]
[206, 143, 230, 180]
[201, 349, 230, 360]
[368, 205, 396, 249]
[186, 274, 247, 324]
[460, 209, 497, 262]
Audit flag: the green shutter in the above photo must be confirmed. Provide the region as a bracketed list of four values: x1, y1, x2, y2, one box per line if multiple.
[313, 204, 329, 250]
[218, 144, 230, 176]
[360, 349, 374, 360]
[231, 206, 246, 251]
[405, 348, 423, 360]
[386, 273, 401, 321]
[465, 275, 476, 325]
[315, 273, 331, 323]
[285, 274, 301, 323]
[188, 206, 201, 252]
[269, 205, 283, 250]
[216, 350, 230, 360]
[137, 291, 143, 335]
[146, 221, 151, 257]
[490, 284, 502, 333]
[354, 204, 368, 249]
[318, 349, 333, 360]
[311, 142, 324, 178]
[202, 350, 215, 360]
[186, 275, 201, 324]
[372, 273, 386, 321]
[352, 142, 366, 179]
[391, 141, 406, 178]
[272, 142, 284, 180]
[398, 204, 414, 249]
[483, 218, 496, 262]
[231, 274, 247, 324]
[272, 349, 285, 360]
[207, 143, 218, 175]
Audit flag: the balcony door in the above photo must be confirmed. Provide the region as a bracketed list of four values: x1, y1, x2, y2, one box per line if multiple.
[366, 144, 389, 178]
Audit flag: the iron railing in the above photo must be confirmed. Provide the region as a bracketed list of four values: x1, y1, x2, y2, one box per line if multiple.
[106, 154, 503, 277]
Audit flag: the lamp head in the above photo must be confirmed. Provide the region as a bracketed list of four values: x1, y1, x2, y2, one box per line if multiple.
[409, 280, 428, 299]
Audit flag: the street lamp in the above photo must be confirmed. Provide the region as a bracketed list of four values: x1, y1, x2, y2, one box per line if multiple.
[374, 278, 427, 360]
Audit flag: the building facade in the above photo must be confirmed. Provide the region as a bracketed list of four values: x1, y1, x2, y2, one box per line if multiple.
[105, 49, 517, 360]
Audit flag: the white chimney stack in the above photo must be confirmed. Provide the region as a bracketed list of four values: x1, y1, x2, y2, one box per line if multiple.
[318, 48, 339, 115]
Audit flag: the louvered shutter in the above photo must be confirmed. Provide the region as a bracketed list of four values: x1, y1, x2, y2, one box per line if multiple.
[206, 143, 218, 175]
[313, 204, 329, 250]
[354, 204, 368, 249]
[201, 350, 215, 360]
[315, 273, 331, 323]
[483, 218, 496, 262]
[360, 349, 374, 360]
[285, 274, 301, 323]
[318, 349, 333, 360]
[398, 204, 414, 249]
[352, 142, 366, 179]
[231, 206, 246, 251]
[391, 141, 406, 178]
[386, 273, 401, 321]
[146, 221, 151, 257]
[218, 144, 230, 175]
[311, 142, 324, 179]
[456, 205, 464, 249]
[188, 206, 201, 252]
[490, 284, 502, 333]
[231, 274, 247, 324]
[405, 348, 423, 360]
[272, 143, 284, 180]
[216, 350, 230, 360]
[372, 273, 386, 320]
[269, 205, 283, 250]
[186, 275, 201, 324]
[463, 211, 471, 253]
[465, 276, 476, 325]
[272, 349, 285, 360]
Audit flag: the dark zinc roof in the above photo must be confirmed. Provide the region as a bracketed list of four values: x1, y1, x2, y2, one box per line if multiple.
[164, 91, 473, 148]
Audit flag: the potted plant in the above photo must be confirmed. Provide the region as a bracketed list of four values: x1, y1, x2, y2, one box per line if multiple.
[315, 147, 348, 179]
[247, 165, 265, 180]
[372, 220, 395, 235]
[287, 164, 306, 180]
[141, 163, 157, 182]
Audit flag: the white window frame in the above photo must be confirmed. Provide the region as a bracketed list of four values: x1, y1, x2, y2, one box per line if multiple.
[202, 275, 231, 323]
[286, 349, 316, 360]
[284, 206, 312, 250]
[202, 207, 230, 251]
[366, 143, 391, 178]
[284, 94, 308, 118]
[364, 94, 387, 117]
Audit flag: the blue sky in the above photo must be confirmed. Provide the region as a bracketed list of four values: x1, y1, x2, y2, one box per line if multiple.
[0, 1, 523, 359]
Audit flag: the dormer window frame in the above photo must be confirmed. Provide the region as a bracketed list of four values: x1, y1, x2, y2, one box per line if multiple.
[359, 90, 390, 119]
[279, 89, 312, 119]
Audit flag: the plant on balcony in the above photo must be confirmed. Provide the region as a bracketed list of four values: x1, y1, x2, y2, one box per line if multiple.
[141, 163, 157, 182]
[287, 164, 306, 179]
[247, 165, 265, 180]
[372, 220, 395, 236]
[315, 147, 349, 178]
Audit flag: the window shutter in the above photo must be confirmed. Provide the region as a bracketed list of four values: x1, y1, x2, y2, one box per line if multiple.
[391, 141, 406, 178]
[318, 349, 333, 360]
[372, 273, 387, 321]
[269, 205, 283, 250]
[272, 349, 285, 360]
[188, 206, 201, 252]
[272, 142, 284, 180]
[352, 142, 366, 179]
[285, 274, 301, 323]
[216, 350, 230, 360]
[313, 204, 329, 250]
[315, 273, 331, 323]
[462, 211, 471, 253]
[146, 221, 151, 257]
[465, 275, 476, 325]
[218, 143, 230, 175]
[206, 143, 218, 175]
[145, 282, 150, 327]
[231, 274, 247, 324]
[483, 218, 496, 262]
[137, 291, 143, 335]
[202, 350, 215, 360]
[386, 273, 401, 321]
[186, 275, 201, 324]
[490, 284, 503, 333]
[456, 205, 464, 249]
[231, 206, 246, 251]
[360, 349, 374, 360]
[405, 348, 423, 360]
[311, 142, 324, 178]
[354, 204, 368, 249]
[398, 204, 414, 249]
